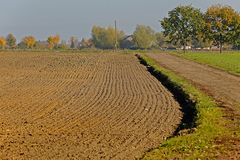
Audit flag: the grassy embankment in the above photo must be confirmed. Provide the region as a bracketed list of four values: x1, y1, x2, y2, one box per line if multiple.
[175, 51, 240, 76]
[138, 54, 236, 159]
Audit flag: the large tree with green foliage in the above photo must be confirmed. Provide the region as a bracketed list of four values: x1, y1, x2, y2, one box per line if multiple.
[161, 5, 204, 52]
[91, 26, 125, 49]
[133, 25, 156, 49]
[204, 5, 240, 53]
[6, 33, 16, 48]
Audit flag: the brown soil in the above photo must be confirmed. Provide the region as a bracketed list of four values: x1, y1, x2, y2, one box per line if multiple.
[0, 52, 182, 160]
[147, 52, 240, 159]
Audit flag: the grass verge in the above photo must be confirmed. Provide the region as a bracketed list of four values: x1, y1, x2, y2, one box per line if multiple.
[137, 54, 229, 159]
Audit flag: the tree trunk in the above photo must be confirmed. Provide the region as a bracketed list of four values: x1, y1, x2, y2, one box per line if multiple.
[219, 33, 223, 53]
[220, 43, 222, 53]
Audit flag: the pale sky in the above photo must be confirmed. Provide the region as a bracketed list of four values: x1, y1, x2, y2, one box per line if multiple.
[0, 0, 240, 41]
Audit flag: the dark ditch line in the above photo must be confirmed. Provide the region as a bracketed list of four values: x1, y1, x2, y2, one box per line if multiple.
[136, 54, 197, 135]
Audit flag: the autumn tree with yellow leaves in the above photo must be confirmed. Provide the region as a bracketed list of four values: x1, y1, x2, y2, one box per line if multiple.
[22, 36, 36, 49]
[47, 35, 60, 49]
[204, 5, 240, 53]
[0, 37, 7, 49]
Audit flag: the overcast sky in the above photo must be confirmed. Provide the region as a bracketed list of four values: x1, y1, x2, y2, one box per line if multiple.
[0, 0, 240, 41]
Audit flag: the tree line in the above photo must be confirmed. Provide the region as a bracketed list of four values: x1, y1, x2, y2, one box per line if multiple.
[161, 4, 240, 53]
[0, 4, 239, 52]
[0, 34, 61, 50]
[0, 25, 158, 50]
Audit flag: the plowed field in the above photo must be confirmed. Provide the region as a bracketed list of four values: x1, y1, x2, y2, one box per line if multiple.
[0, 52, 182, 159]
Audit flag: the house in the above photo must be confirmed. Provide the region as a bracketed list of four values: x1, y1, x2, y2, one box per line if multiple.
[120, 35, 135, 49]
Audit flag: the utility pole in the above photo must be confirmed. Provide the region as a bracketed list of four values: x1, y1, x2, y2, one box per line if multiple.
[114, 20, 118, 51]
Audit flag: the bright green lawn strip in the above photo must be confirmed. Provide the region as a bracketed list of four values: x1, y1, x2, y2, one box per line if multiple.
[176, 52, 240, 76]
[140, 54, 228, 160]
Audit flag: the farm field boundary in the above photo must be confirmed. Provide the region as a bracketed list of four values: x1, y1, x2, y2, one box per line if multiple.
[137, 54, 232, 159]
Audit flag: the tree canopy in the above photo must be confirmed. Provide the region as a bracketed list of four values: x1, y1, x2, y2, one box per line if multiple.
[22, 36, 36, 49]
[6, 33, 16, 48]
[161, 5, 204, 52]
[47, 35, 60, 49]
[92, 26, 125, 49]
[133, 25, 156, 49]
[0, 37, 7, 49]
[204, 5, 240, 53]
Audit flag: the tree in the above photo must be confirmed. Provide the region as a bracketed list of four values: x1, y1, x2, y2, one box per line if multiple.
[47, 35, 60, 49]
[69, 36, 78, 49]
[155, 32, 171, 49]
[204, 5, 240, 53]
[233, 22, 240, 50]
[6, 33, 16, 48]
[0, 37, 7, 49]
[22, 36, 36, 49]
[133, 25, 156, 49]
[233, 39, 240, 50]
[92, 26, 125, 49]
[161, 5, 204, 52]
[155, 32, 180, 49]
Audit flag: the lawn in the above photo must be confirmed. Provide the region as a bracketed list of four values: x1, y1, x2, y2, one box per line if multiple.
[177, 52, 240, 76]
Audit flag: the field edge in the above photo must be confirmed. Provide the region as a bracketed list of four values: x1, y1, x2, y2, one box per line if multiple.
[136, 53, 228, 159]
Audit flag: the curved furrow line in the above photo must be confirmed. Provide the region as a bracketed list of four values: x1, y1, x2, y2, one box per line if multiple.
[95, 58, 143, 130]
[46, 61, 108, 131]
[29, 79, 90, 126]
[29, 61, 100, 123]
[51, 55, 134, 132]
[112, 94, 147, 132]
[1, 60, 86, 122]
[82, 58, 136, 129]
[0, 66, 76, 114]
[12, 76, 75, 120]
[0, 77, 49, 118]
[50, 73, 106, 126]
[119, 66, 162, 130]
[97, 67, 138, 127]
[106, 63, 178, 156]
[74, 71, 119, 129]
